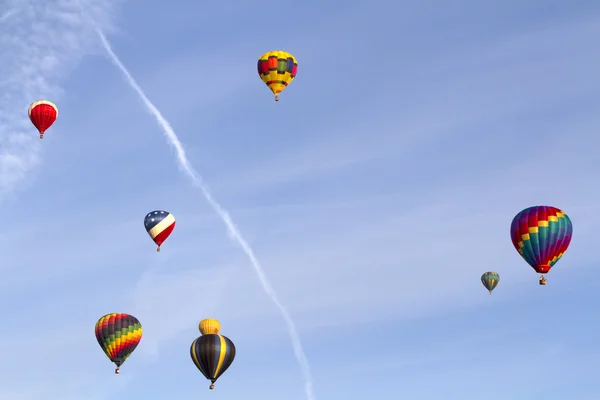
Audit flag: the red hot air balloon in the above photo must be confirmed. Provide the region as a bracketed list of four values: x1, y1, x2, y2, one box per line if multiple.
[28, 100, 58, 139]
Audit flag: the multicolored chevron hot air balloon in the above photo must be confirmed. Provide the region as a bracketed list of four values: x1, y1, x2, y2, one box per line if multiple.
[190, 319, 236, 390]
[481, 271, 500, 294]
[510, 206, 573, 285]
[257, 50, 297, 101]
[28, 100, 58, 139]
[95, 313, 142, 374]
[144, 210, 176, 251]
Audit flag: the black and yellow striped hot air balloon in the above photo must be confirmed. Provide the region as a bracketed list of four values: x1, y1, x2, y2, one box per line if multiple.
[190, 318, 236, 389]
[257, 50, 297, 101]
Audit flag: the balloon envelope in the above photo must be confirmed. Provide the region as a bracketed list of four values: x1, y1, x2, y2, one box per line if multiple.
[144, 210, 175, 250]
[28, 100, 58, 138]
[257, 50, 297, 101]
[190, 333, 236, 389]
[199, 318, 221, 335]
[510, 206, 572, 274]
[95, 313, 142, 371]
[481, 271, 500, 293]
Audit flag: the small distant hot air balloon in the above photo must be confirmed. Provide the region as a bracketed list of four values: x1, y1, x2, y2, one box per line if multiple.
[257, 50, 297, 101]
[144, 210, 176, 251]
[95, 313, 142, 374]
[28, 100, 58, 139]
[481, 271, 500, 294]
[191, 318, 236, 390]
[510, 206, 573, 285]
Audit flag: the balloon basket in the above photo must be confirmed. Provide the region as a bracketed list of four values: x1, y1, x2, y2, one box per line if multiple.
[209, 384, 215, 390]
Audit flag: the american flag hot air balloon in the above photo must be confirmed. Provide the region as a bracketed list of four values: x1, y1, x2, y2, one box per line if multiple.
[28, 100, 58, 139]
[144, 210, 176, 251]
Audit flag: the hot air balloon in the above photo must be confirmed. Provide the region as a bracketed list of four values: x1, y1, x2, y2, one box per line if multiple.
[144, 210, 176, 251]
[199, 318, 221, 335]
[28, 100, 58, 139]
[95, 313, 142, 374]
[257, 50, 297, 101]
[481, 271, 500, 294]
[510, 206, 573, 285]
[190, 318, 236, 390]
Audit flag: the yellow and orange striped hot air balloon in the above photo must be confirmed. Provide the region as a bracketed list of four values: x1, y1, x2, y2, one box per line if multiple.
[257, 50, 297, 101]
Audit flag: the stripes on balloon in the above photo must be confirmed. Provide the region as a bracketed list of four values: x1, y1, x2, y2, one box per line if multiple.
[481, 271, 500, 294]
[190, 319, 236, 390]
[95, 313, 142, 374]
[144, 210, 176, 251]
[510, 205, 573, 284]
[257, 50, 297, 101]
[28, 100, 58, 139]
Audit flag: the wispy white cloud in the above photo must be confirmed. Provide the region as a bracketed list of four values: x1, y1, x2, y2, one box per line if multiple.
[0, 0, 120, 198]
[0, 2, 122, 396]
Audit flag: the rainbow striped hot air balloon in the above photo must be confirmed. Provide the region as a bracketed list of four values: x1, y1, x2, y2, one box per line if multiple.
[144, 210, 176, 251]
[510, 206, 573, 285]
[95, 313, 142, 374]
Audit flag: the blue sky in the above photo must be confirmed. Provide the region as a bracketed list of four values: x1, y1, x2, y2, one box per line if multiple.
[0, 0, 599, 399]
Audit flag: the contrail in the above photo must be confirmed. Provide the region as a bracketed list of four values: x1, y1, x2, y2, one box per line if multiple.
[96, 30, 315, 400]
